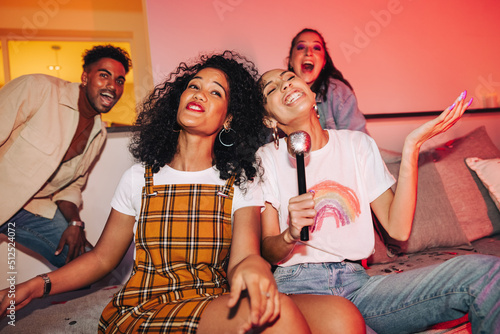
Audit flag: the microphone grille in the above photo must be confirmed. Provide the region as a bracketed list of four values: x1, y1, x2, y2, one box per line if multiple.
[287, 131, 311, 155]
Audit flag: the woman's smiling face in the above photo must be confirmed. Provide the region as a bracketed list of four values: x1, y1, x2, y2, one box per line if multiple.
[260, 69, 316, 127]
[177, 67, 230, 136]
[289, 31, 326, 87]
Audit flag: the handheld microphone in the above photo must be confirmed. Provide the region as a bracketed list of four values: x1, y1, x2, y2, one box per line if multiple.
[287, 131, 312, 241]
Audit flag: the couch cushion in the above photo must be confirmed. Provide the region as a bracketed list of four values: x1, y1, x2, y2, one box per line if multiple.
[465, 157, 500, 213]
[430, 127, 500, 241]
[372, 126, 500, 260]
[384, 151, 470, 253]
[366, 216, 403, 265]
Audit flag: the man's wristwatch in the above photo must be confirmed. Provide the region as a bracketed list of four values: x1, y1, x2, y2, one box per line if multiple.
[69, 220, 85, 229]
[37, 273, 51, 298]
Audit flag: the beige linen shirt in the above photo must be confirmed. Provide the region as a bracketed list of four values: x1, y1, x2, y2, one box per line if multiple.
[0, 74, 107, 225]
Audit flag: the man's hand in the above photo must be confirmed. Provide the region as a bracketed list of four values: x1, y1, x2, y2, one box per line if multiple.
[55, 225, 93, 263]
[55, 200, 94, 263]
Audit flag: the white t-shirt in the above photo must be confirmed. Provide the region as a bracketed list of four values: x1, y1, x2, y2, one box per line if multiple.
[258, 129, 395, 266]
[111, 164, 264, 233]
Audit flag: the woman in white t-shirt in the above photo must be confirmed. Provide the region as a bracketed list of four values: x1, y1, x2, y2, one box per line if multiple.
[0, 53, 364, 334]
[258, 69, 500, 334]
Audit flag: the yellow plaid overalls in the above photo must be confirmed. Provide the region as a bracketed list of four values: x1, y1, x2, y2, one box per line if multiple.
[99, 166, 234, 333]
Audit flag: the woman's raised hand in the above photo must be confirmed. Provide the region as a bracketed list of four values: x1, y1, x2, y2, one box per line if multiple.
[406, 91, 472, 149]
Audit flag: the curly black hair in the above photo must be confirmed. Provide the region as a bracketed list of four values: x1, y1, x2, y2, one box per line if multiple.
[287, 28, 353, 102]
[82, 44, 132, 74]
[129, 50, 267, 186]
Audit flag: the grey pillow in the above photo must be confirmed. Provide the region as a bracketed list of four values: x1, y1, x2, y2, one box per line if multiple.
[430, 126, 500, 241]
[384, 151, 470, 253]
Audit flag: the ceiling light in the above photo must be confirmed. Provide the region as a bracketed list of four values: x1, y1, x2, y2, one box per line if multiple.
[49, 44, 62, 75]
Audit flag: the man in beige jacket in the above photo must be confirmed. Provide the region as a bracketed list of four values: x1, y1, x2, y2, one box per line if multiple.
[0, 45, 132, 267]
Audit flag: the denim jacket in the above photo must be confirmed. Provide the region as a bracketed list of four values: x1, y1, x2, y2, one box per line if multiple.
[316, 78, 368, 134]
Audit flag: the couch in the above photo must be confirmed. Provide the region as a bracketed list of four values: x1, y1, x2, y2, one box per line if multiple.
[1, 126, 499, 334]
[365, 126, 500, 333]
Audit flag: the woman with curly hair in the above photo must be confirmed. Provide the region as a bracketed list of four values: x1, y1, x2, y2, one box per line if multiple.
[287, 28, 368, 133]
[0, 51, 363, 333]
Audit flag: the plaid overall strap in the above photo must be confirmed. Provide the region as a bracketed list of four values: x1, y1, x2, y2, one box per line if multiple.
[143, 165, 156, 196]
[217, 173, 236, 198]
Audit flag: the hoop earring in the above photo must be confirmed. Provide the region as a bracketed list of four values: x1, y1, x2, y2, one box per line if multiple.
[218, 128, 236, 147]
[313, 104, 320, 119]
[272, 127, 279, 150]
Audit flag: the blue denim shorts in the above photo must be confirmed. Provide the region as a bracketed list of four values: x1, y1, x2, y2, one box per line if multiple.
[273, 261, 370, 298]
[274, 256, 500, 334]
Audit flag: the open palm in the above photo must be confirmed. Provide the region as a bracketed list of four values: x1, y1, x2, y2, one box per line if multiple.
[407, 91, 472, 148]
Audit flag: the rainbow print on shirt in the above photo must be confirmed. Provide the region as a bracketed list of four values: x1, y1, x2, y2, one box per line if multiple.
[309, 180, 361, 233]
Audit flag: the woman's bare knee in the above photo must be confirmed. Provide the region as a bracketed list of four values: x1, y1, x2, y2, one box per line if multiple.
[270, 294, 311, 333]
[290, 294, 366, 334]
[198, 293, 312, 334]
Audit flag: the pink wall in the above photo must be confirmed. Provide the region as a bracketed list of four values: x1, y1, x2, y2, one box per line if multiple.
[145, 0, 500, 114]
